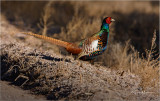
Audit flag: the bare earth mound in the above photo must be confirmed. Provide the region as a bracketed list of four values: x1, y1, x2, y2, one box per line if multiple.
[1, 17, 159, 100]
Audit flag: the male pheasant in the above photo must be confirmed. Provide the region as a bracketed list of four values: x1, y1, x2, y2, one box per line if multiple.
[22, 17, 115, 60]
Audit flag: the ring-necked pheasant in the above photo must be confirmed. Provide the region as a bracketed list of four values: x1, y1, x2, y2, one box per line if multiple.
[21, 17, 115, 60]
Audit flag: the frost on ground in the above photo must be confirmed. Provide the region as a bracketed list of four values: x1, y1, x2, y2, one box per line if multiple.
[1, 17, 159, 101]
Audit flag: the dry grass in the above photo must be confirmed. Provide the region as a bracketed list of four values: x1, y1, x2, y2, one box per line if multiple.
[53, 16, 101, 42]
[101, 29, 159, 87]
[38, 1, 54, 36]
[102, 30, 159, 92]
[1, 1, 159, 100]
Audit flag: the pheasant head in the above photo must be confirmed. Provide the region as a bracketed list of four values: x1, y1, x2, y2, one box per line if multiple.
[101, 17, 115, 31]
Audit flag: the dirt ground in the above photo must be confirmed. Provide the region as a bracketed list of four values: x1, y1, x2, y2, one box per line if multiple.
[0, 16, 46, 101]
[0, 81, 47, 101]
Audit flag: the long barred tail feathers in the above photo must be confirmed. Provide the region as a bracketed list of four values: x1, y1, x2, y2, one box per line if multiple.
[20, 32, 82, 55]
[21, 32, 69, 48]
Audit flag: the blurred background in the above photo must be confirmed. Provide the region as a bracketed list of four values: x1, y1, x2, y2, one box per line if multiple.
[1, 1, 159, 65]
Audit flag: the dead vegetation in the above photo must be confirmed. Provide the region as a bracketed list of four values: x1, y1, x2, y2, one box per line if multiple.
[1, 1, 159, 100]
[98, 30, 159, 92]
[38, 1, 54, 36]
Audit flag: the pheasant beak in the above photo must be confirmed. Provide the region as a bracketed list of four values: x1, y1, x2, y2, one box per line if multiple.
[111, 18, 115, 22]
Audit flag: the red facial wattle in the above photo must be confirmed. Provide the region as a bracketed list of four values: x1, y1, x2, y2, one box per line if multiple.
[106, 17, 111, 24]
